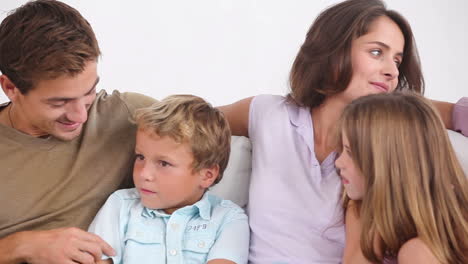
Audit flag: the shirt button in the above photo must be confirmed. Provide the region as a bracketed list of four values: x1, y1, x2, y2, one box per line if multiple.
[198, 241, 205, 248]
[169, 249, 177, 256]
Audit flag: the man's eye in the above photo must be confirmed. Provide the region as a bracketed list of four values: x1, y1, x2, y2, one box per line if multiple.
[135, 154, 145, 161]
[50, 103, 66, 108]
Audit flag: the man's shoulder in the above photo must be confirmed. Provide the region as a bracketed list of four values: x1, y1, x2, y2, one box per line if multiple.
[94, 90, 156, 111]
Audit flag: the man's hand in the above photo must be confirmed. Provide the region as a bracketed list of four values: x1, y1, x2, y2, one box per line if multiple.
[0, 227, 115, 264]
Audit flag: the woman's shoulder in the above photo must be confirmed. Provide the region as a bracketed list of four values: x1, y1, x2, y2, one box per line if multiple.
[252, 94, 288, 106]
[397, 238, 440, 264]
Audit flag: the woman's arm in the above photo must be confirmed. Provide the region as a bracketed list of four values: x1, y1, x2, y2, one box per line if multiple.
[217, 97, 253, 137]
[431, 98, 468, 136]
[430, 100, 454, 130]
[342, 202, 373, 264]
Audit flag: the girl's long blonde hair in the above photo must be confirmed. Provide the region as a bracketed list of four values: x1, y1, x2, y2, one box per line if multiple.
[339, 92, 468, 263]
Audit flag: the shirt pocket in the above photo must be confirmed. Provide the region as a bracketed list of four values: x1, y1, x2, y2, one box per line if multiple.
[182, 235, 215, 264]
[123, 225, 164, 264]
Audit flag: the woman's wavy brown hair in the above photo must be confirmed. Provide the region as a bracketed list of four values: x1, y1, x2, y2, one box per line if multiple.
[289, 0, 424, 108]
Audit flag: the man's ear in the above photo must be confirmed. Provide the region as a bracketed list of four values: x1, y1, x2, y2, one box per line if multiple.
[199, 165, 220, 189]
[0, 75, 21, 102]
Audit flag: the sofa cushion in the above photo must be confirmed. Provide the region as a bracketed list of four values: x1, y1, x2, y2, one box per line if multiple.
[210, 136, 252, 208]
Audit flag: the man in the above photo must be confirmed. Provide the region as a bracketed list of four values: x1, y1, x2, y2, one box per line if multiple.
[0, 1, 154, 263]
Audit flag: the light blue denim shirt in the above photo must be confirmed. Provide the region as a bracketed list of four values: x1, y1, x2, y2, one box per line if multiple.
[88, 188, 249, 264]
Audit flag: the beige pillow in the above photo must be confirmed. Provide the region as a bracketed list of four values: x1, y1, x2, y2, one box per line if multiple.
[210, 136, 252, 208]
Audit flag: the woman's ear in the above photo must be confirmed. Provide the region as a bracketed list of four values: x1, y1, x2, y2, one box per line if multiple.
[199, 165, 220, 189]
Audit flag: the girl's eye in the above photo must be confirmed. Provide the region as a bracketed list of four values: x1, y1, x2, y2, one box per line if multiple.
[135, 154, 145, 161]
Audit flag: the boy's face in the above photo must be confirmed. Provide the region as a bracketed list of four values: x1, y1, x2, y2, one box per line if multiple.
[133, 129, 212, 214]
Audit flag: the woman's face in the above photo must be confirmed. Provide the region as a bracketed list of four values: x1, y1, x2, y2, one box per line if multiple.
[341, 16, 405, 103]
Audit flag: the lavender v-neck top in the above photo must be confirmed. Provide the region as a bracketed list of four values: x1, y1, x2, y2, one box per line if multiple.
[247, 95, 345, 264]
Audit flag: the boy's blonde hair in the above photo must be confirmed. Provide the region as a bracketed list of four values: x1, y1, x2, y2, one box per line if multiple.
[134, 95, 231, 185]
[339, 92, 468, 263]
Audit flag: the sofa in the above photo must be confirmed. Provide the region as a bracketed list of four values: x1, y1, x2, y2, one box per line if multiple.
[212, 131, 468, 207]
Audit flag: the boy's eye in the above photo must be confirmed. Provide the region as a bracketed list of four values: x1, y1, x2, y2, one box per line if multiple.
[158, 160, 171, 167]
[135, 154, 145, 161]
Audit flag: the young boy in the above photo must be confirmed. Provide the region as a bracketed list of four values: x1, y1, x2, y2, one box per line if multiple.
[88, 95, 249, 264]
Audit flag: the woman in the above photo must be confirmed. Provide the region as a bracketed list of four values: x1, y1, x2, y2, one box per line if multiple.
[219, 0, 465, 263]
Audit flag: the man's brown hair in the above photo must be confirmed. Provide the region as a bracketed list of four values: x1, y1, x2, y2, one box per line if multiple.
[0, 0, 100, 94]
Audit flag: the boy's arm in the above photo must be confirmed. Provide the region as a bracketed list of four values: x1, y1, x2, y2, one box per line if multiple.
[206, 208, 250, 264]
[431, 97, 468, 136]
[207, 259, 236, 264]
[88, 192, 127, 264]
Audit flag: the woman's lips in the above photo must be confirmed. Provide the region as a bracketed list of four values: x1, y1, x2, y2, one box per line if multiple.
[370, 82, 389, 92]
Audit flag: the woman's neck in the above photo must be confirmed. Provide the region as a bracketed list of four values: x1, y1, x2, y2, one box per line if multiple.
[311, 96, 347, 163]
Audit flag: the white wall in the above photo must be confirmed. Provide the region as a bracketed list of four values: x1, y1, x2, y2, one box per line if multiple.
[1, 0, 467, 105]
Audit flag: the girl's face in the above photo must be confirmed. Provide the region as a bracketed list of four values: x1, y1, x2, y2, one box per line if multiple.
[335, 132, 365, 200]
[340, 15, 405, 103]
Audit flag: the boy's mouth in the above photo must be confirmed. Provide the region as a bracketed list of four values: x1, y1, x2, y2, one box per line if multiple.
[140, 188, 156, 195]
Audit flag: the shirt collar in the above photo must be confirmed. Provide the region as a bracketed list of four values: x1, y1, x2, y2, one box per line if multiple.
[286, 99, 310, 128]
[141, 192, 212, 220]
[286, 100, 320, 167]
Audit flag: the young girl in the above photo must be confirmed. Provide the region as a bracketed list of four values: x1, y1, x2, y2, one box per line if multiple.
[336, 92, 468, 263]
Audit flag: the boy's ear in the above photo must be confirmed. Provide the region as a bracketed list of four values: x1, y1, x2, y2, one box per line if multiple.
[0, 75, 21, 102]
[199, 165, 220, 189]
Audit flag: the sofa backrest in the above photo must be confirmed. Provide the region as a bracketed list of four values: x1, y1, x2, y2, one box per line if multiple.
[213, 132, 468, 208]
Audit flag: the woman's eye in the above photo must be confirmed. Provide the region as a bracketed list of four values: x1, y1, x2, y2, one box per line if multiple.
[370, 49, 381, 56]
[394, 59, 402, 67]
[135, 154, 145, 161]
